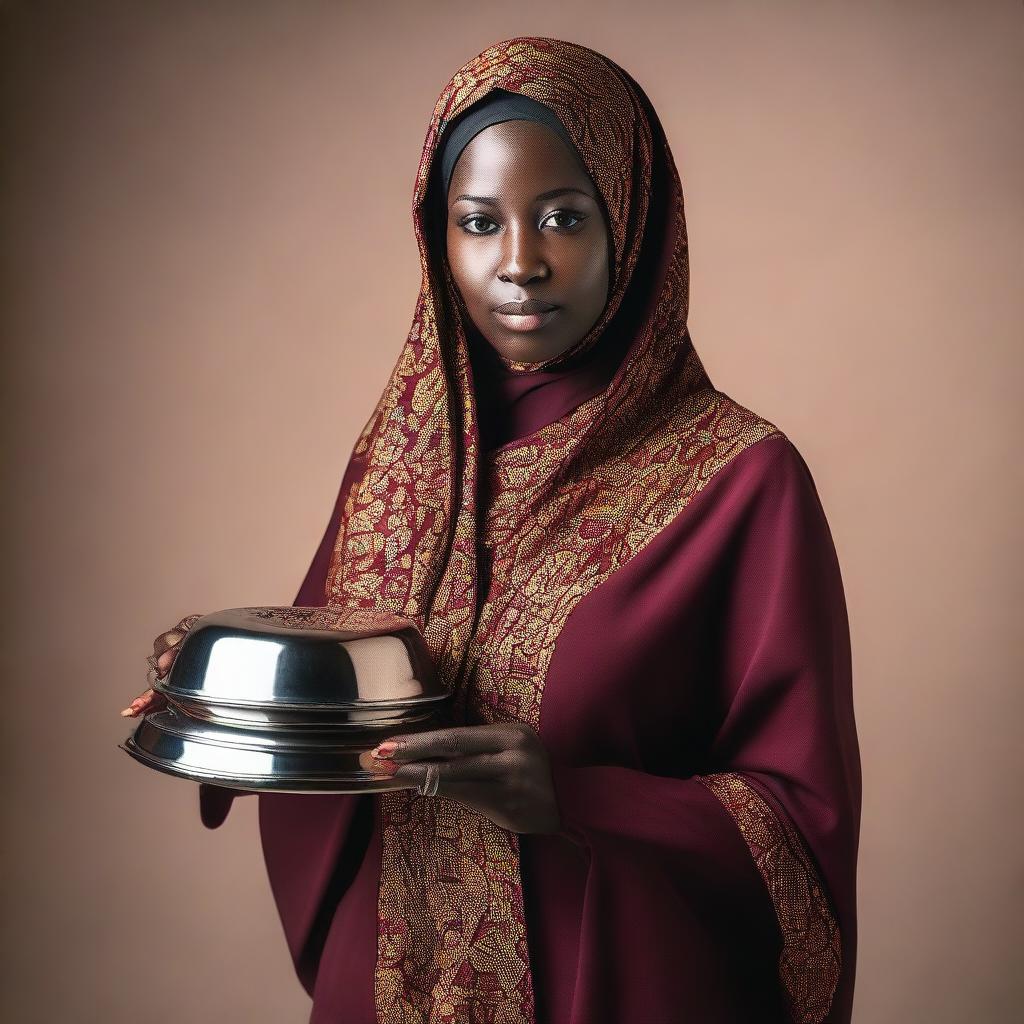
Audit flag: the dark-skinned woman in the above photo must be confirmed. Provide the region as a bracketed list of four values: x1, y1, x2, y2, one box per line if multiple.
[125, 37, 861, 1024]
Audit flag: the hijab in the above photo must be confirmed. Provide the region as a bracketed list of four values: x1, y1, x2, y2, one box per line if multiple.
[431, 87, 633, 452]
[320, 36, 734, 1023]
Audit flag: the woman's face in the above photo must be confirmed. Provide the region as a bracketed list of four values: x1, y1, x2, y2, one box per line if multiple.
[445, 119, 611, 365]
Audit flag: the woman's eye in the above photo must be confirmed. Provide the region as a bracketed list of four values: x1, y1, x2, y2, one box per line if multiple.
[458, 210, 586, 235]
[461, 215, 497, 235]
[543, 210, 585, 230]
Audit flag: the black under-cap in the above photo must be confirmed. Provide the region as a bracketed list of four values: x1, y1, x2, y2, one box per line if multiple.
[437, 88, 586, 199]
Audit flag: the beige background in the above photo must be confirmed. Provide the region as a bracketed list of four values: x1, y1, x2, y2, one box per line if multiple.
[2, 2, 1021, 1021]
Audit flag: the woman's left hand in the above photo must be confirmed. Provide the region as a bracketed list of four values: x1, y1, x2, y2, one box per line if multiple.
[366, 723, 563, 836]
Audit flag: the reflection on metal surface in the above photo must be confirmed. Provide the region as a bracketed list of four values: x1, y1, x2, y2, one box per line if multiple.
[121, 606, 449, 793]
[154, 607, 442, 710]
[202, 637, 284, 702]
[120, 708, 417, 793]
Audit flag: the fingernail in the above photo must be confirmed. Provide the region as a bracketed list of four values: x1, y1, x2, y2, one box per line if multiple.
[372, 740, 401, 758]
[375, 758, 398, 776]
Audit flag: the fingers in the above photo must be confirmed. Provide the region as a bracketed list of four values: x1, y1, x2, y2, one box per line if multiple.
[119, 688, 167, 718]
[146, 613, 204, 672]
[390, 753, 497, 789]
[370, 723, 531, 763]
[119, 689, 150, 718]
[127, 614, 202, 718]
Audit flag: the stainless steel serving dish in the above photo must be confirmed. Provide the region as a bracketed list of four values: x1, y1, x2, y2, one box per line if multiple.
[154, 605, 445, 717]
[121, 707, 418, 793]
[120, 605, 450, 792]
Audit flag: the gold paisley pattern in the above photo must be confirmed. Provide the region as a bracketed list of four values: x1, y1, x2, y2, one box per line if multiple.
[240, 605, 416, 637]
[317, 36, 840, 1024]
[464, 393, 780, 726]
[694, 772, 842, 1024]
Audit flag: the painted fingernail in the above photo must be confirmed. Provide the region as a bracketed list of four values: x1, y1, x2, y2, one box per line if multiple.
[372, 740, 401, 758]
[375, 758, 398, 775]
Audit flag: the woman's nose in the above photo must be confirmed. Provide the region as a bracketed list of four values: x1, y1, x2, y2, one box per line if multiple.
[497, 226, 549, 285]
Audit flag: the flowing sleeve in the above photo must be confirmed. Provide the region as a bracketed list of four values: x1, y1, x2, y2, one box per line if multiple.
[197, 453, 365, 829]
[546, 437, 862, 1024]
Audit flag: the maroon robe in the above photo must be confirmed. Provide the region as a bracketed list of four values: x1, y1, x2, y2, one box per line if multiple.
[199, 425, 861, 1024]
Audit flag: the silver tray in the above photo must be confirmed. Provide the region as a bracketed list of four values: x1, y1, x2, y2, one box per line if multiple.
[119, 706, 422, 793]
[122, 604, 449, 792]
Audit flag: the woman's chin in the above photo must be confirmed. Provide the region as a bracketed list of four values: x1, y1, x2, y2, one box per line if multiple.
[489, 332, 580, 365]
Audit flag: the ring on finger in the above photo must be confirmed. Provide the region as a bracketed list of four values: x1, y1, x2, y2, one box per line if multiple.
[417, 762, 440, 798]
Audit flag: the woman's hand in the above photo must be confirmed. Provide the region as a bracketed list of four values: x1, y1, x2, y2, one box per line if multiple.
[119, 648, 174, 717]
[119, 613, 204, 718]
[367, 723, 563, 835]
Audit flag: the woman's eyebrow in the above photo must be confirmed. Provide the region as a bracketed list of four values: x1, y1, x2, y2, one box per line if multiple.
[450, 186, 594, 206]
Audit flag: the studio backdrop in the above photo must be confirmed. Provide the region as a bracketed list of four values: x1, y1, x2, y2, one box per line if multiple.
[1, 2, 1020, 1022]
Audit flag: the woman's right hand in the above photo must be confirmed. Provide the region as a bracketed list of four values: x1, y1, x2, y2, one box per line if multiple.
[119, 613, 204, 718]
[119, 649, 175, 718]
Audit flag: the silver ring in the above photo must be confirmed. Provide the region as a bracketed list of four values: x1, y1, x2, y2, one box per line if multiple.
[418, 763, 440, 798]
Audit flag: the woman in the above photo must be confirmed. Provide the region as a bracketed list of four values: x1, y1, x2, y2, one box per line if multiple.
[123, 36, 861, 1024]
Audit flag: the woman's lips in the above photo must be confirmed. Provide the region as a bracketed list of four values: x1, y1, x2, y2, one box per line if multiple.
[493, 308, 560, 332]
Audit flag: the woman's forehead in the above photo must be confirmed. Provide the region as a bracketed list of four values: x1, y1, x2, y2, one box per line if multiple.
[446, 121, 597, 197]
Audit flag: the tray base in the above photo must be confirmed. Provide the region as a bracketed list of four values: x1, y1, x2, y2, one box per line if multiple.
[120, 739, 413, 794]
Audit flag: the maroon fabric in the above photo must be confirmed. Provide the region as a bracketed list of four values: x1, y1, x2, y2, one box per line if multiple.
[521, 434, 860, 1024]
[467, 319, 633, 454]
[201, 431, 861, 1024]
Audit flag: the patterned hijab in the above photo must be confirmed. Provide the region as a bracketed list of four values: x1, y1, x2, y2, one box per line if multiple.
[322, 36, 768, 1024]
[433, 87, 632, 453]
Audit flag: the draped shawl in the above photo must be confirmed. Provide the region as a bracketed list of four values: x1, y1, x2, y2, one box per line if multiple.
[334, 40, 722, 1016]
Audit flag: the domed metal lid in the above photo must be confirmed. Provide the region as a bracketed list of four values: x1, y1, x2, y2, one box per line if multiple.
[154, 605, 445, 711]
